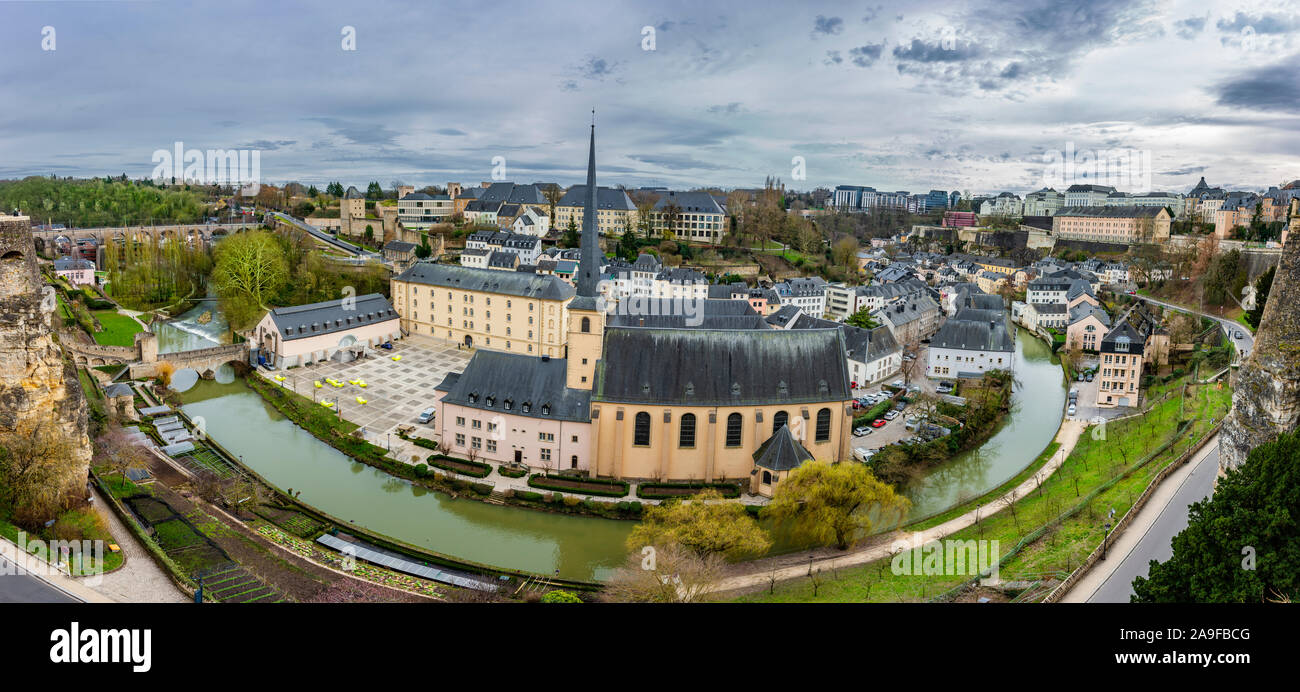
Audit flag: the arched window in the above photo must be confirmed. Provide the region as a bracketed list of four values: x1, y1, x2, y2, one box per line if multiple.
[725, 413, 743, 447]
[762, 470, 773, 485]
[581, 316, 590, 333]
[633, 412, 651, 446]
[815, 408, 832, 442]
[773, 410, 788, 435]
[679, 413, 696, 448]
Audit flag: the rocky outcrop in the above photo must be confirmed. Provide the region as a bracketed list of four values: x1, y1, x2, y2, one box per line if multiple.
[1220, 227, 1300, 471]
[0, 213, 92, 500]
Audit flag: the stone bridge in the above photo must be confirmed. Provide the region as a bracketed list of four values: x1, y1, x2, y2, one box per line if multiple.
[64, 329, 249, 378]
[32, 222, 253, 247]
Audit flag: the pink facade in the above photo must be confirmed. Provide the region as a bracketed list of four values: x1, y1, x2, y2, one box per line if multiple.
[57, 267, 95, 286]
[433, 390, 592, 472]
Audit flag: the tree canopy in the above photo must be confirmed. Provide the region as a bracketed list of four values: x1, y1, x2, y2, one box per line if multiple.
[764, 460, 910, 550]
[627, 489, 771, 561]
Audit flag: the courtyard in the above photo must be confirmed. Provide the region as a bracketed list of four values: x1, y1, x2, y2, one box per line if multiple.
[266, 334, 472, 444]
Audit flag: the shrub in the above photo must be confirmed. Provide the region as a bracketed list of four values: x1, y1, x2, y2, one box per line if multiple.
[528, 474, 630, 498]
[540, 590, 583, 604]
[470, 482, 493, 496]
[413, 464, 430, 478]
[497, 465, 527, 479]
[513, 490, 543, 502]
[425, 455, 491, 478]
[636, 482, 741, 500]
[562, 495, 581, 507]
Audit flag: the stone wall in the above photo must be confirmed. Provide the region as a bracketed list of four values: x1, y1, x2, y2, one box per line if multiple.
[0, 214, 93, 501]
[1220, 230, 1300, 470]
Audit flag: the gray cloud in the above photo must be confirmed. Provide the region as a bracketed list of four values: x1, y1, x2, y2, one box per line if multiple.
[812, 15, 843, 36]
[436, 128, 468, 136]
[1212, 53, 1300, 112]
[1215, 11, 1300, 35]
[824, 50, 843, 65]
[307, 118, 401, 147]
[1174, 15, 1207, 39]
[849, 42, 885, 67]
[706, 102, 744, 115]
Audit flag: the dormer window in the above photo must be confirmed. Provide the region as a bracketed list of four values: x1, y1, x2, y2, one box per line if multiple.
[522, 401, 531, 413]
[468, 392, 479, 403]
[504, 399, 513, 411]
[818, 379, 829, 394]
[485, 396, 495, 407]
[778, 380, 789, 395]
[731, 383, 741, 396]
[541, 403, 550, 416]
[684, 382, 694, 396]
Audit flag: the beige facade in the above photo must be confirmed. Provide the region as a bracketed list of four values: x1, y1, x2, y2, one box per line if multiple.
[556, 203, 634, 237]
[589, 402, 852, 482]
[1098, 350, 1142, 408]
[1053, 207, 1171, 243]
[390, 268, 572, 358]
[1065, 312, 1107, 351]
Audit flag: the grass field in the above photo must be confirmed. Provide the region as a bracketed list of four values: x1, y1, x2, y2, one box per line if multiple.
[90, 310, 143, 347]
[737, 379, 1231, 603]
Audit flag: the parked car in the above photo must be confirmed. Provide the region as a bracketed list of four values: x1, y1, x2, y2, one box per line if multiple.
[871, 419, 887, 428]
[884, 411, 899, 420]
[1235, 331, 1245, 340]
[417, 407, 436, 424]
[1085, 372, 1094, 382]
[892, 380, 905, 388]
[853, 426, 871, 436]
[1067, 404, 1077, 416]
[853, 447, 877, 462]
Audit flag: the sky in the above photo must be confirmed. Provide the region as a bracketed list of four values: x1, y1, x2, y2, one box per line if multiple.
[2, 0, 1299, 196]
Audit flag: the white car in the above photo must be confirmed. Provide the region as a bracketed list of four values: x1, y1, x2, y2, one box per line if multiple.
[1067, 404, 1077, 416]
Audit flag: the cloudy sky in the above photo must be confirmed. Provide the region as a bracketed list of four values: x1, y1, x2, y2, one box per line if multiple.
[2, 0, 1298, 195]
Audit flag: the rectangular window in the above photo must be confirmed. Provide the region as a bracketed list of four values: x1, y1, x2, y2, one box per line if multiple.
[455, 433, 465, 446]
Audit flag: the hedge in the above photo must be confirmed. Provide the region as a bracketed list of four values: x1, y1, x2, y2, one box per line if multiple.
[512, 490, 544, 502]
[498, 465, 528, 479]
[636, 481, 742, 499]
[425, 454, 492, 478]
[528, 474, 630, 498]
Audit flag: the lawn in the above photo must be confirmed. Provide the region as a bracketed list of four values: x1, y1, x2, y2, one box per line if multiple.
[90, 310, 143, 347]
[736, 379, 1231, 603]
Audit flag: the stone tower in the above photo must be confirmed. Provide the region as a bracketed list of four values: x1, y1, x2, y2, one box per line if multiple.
[0, 212, 93, 502]
[1220, 225, 1300, 471]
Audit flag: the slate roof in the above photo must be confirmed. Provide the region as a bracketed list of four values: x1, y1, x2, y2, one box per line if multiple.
[53, 258, 95, 271]
[765, 304, 803, 329]
[606, 299, 768, 330]
[1101, 319, 1146, 356]
[1069, 303, 1111, 327]
[931, 316, 1014, 353]
[752, 425, 815, 472]
[394, 262, 575, 301]
[594, 327, 850, 406]
[383, 240, 417, 254]
[1055, 206, 1167, 218]
[963, 293, 1005, 311]
[434, 351, 591, 422]
[1030, 302, 1067, 314]
[479, 182, 548, 205]
[652, 190, 725, 214]
[265, 293, 398, 341]
[557, 185, 636, 211]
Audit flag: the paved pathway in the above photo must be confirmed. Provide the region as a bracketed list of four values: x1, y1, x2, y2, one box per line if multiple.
[1061, 434, 1220, 603]
[84, 486, 190, 603]
[713, 419, 1087, 594]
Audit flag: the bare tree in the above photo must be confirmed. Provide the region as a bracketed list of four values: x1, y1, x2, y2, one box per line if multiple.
[603, 542, 724, 603]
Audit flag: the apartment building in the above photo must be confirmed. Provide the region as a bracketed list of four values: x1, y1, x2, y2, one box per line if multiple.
[555, 185, 636, 236]
[1064, 184, 1117, 207]
[926, 313, 1015, 378]
[772, 276, 828, 317]
[1097, 319, 1144, 408]
[390, 262, 574, 357]
[397, 191, 453, 229]
[464, 231, 542, 265]
[651, 190, 727, 243]
[1052, 206, 1171, 243]
[871, 294, 941, 346]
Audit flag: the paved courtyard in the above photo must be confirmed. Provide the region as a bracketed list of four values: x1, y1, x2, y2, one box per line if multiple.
[266, 335, 472, 443]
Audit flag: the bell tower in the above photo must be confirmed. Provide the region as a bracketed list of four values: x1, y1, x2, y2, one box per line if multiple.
[567, 114, 606, 390]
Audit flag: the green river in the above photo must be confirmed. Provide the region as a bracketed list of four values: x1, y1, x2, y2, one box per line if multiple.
[178, 322, 1062, 581]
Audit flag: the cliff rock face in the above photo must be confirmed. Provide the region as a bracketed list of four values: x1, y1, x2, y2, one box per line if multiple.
[1220, 228, 1300, 470]
[0, 213, 92, 498]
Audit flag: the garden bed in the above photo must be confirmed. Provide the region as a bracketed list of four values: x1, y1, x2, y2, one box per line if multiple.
[636, 481, 741, 499]
[528, 474, 629, 498]
[426, 455, 492, 478]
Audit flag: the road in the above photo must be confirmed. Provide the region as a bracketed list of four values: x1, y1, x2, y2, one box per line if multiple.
[266, 211, 375, 258]
[1062, 435, 1220, 603]
[1131, 294, 1254, 361]
[0, 554, 80, 603]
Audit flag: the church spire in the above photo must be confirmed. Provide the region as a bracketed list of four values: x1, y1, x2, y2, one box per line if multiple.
[575, 113, 600, 299]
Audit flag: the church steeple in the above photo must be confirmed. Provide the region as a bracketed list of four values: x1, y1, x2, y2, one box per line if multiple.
[575, 113, 600, 299]
[566, 112, 606, 391]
